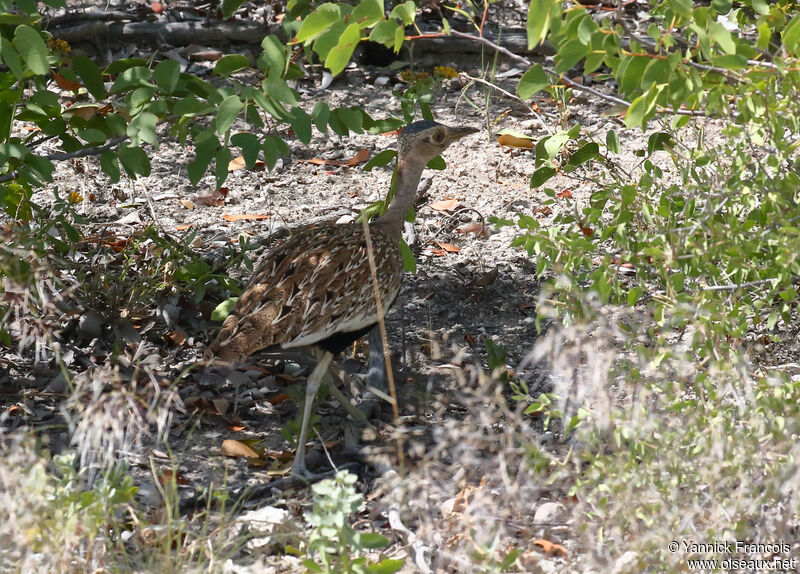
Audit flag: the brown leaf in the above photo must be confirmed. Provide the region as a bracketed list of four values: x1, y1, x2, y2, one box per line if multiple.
[176, 224, 192, 231]
[222, 213, 270, 222]
[151, 2, 163, 14]
[497, 133, 534, 149]
[267, 392, 291, 405]
[533, 539, 568, 558]
[534, 206, 553, 216]
[464, 333, 477, 347]
[557, 189, 573, 199]
[221, 439, 260, 459]
[227, 424, 247, 432]
[212, 398, 229, 415]
[158, 469, 189, 486]
[301, 148, 370, 167]
[180, 199, 195, 210]
[163, 330, 186, 346]
[435, 242, 460, 253]
[64, 104, 99, 121]
[228, 156, 246, 171]
[456, 222, 490, 238]
[430, 198, 460, 212]
[53, 72, 82, 91]
[196, 190, 226, 206]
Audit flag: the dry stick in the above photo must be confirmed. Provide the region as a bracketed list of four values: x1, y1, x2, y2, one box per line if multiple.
[446, 29, 705, 116]
[361, 217, 405, 477]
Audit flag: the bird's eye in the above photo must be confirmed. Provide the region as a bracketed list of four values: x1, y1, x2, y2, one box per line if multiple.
[432, 130, 446, 144]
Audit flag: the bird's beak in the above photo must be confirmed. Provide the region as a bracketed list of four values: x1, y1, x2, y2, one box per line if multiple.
[448, 125, 479, 141]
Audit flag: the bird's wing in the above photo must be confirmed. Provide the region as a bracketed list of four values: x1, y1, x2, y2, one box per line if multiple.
[207, 223, 402, 362]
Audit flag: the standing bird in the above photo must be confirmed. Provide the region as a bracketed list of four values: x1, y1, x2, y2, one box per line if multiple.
[205, 120, 477, 476]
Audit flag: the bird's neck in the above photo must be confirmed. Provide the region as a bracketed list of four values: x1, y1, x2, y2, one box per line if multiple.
[374, 158, 426, 239]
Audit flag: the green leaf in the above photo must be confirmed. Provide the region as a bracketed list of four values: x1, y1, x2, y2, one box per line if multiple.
[567, 142, 599, 166]
[369, 20, 400, 47]
[530, 166, 556, 187]
[71, 56, 106, 101]
[367, 558, 405, 573]
[359, 532, 389, 549]
[128, 111, 158, 146]
[294, 3, 341, 43]
[100, 150, 120, 182]
[214, 54, 250, 76]
[624, 85, 662, 129]
[399, 238, 416, 272]
[352, 0, 384, 28]
[153, 59, 180, 94]
[527, 0, 560, 49]
[617, 55, 650, 95]
[426, 156, 445, 170]
[708, 21, 736, 55]
[262, 134, 288, 171]
[215, 146, 231, 188]
[336, 106, 364, 133]
[389, 1, 416, 25]
[0, 39, 24, 80]
[104, 58, 148, 75]
[188, 136, 218, 185]
[647, 132, 674, 155]
[751, 0, 768, 15]
[216, 95, 243, 135]
[542, 131, 570, 160]
[517, 64, 549, 99]
[363, 149, 396, 171]
[118, 143, 150, 177]
[606, 130, 620, 154]
[554, 40, 590, 74]
[312, 101, 330, 132]
[231, 132, 260, 168]
[289, 107, 312, 144]
[13, 25, 49, 76]
[669, 0, 692, 18]
[782, 17, 800, 55]
[259, 35, 288, 77]
[221, 0, 245, 18]
[325, 22, 361, 76]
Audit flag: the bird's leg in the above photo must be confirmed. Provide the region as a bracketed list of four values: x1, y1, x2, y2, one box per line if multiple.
[292, 350, 333, 477]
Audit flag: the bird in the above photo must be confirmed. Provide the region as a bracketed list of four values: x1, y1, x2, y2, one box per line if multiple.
[205, 120, 477, 476]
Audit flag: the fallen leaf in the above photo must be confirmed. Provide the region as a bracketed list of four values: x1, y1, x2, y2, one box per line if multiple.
[497, 133, 534, 149]
[557, 189, 573, 199]
[301, 148, 370, 167]
[534, 206, 553, 216]
[579, 225, 593, 237]
[221, 439, 260, 459]
[176, 224, 192, 231]
[212, 398, 230, 415]
[227, 424, 247, 432]
[228, 156, 246, 171]
[456, 222, 489, 238]
[64, 104, 99, 121]
[222, 213, 270, 222]
[180, 199, 195, 210]
[151, 2, 163, 14]
[435, 242, 460, 253]
[464, 333, 477, 347]
[430, 198, 460, 212]
[196, 189, 226, 206]
[158, 469, 189, 486]
[163, 330, 186, 346]
[53, 72, 82, 91]
[267, 393, 291, 405]
[533, 539, 568, 558]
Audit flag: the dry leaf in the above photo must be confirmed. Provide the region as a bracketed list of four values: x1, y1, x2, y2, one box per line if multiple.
[456, 222, 490, 238]
[435, 242, 460, 253]
[533, 539, 568, 558]
[557, 189, 573, 199]
[228, 155, 246, 171]
[158, 469, 189, 486]
[497, 133, 534, 149]
[151, 2, 163, 14]
[267, 393, 291, 405]
[212, 398, 229, 415]
[53, 72, 82, 91]
[64, 105, 99, 121]
[467, 266, 499, 287]
[301, 148, 370, 167]
[227, 424, 247, 432]
[535, 206, 553, 216]
[221, 439, 260, 459]
[163, 330, 186, 346]
[222, 213, 270, 222]
[180, 199, 195, 210]
[430, 198, 460, 212]
[176, 224, 192, 231]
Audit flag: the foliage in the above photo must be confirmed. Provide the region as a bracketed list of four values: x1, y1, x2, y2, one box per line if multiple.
[303, 470, 403, 574]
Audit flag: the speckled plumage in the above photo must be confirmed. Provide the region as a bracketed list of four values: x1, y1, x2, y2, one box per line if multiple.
[206, 222, 402, 361]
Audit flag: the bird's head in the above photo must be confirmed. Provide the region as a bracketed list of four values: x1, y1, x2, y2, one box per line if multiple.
[397, 120, 478, 169]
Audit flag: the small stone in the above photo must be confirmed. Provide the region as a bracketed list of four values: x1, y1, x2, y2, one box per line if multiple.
[45, 372, 67, 394]
[77, 311, 103, 339]
[612, 551, 640, 573]
[161, 303, 180, 327]
[238, 505, 300, 554]
[374, 75, 390, 87]
[533, 501, 568, 525]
